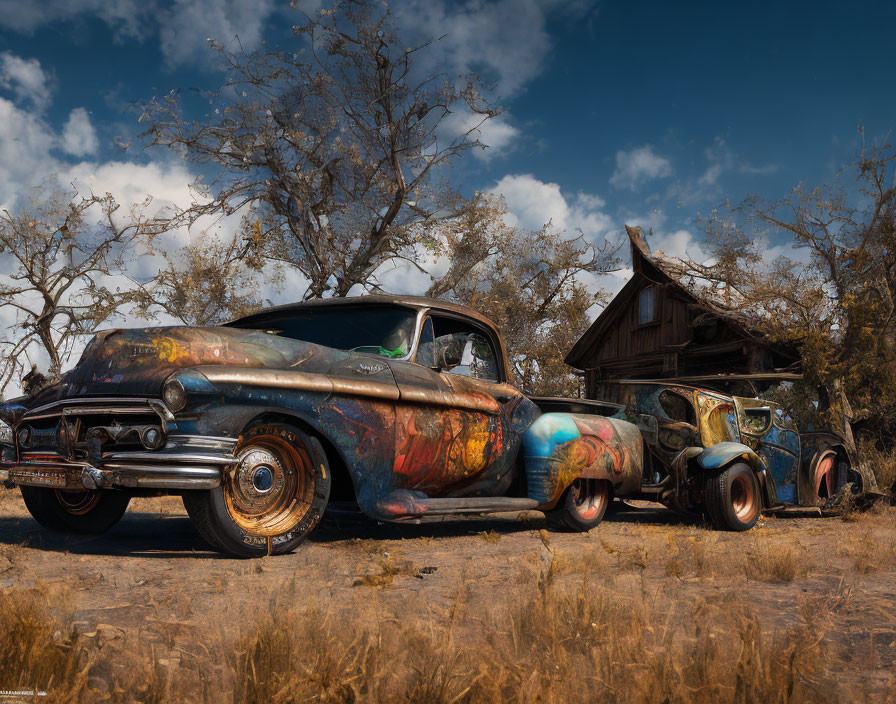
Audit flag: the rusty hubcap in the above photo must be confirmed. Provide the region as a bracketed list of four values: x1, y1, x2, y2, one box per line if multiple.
[55, 490, 101, 515]
[572, 478, 610, 521]
[730, 473, 758, 522]
[224, 434, 314, 537]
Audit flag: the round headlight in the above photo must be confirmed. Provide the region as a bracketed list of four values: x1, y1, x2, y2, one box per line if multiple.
[17, 425, 32, 448]
[162, 378, 186, 412]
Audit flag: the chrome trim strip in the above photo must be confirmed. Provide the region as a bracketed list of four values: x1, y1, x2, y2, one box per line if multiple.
[101, 464, 221, 489]
[6, 461, 222, 490]
[194, 365, 401, 401]
[26, 406, 157, 421]
[22, 397, 174, 429]
[103, 451, 238, 465]
[26, 397, 159, 416]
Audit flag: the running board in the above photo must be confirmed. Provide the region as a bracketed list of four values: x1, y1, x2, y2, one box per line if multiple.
[418, 497, 540, 516]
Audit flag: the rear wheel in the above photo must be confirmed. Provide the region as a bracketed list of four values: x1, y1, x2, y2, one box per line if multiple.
[813, 451, 838, 502]
[20, 486, 130, 534]
[183, 423, 330, 557]
[704, 462, 761, 531]
[547, 478, 611, 532]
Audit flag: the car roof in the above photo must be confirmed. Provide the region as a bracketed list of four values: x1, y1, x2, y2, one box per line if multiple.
[229, 294, 495, 328]
[227, 294, 514, 382]
[603, 379, 731, 398]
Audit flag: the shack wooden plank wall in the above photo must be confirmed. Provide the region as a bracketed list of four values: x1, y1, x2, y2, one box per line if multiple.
[566, 227, 800, 393]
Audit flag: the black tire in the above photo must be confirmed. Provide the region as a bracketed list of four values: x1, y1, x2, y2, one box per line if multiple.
[183, 423, 330, 557]
[547, 478, 611, 532]
[704, 462, 761, 531]
[20, 486, 130, 535]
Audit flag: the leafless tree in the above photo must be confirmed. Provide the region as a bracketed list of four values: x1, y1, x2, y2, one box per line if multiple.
[147, 227, 270, 326]
[0, 182, 162, 397]
[141, 0, 499, 299]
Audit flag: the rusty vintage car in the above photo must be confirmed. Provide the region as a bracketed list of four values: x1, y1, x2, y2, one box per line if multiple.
[0, 296, 653, 555]
[596, 381, 878, 528]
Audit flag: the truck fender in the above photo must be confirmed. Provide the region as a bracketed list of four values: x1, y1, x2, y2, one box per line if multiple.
[695, 442, 776, 507]
[522, 413, 643, 508]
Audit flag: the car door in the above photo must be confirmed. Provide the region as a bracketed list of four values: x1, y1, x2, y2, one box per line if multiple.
[734, 397, 801, 503]
[387, 315, 521, 496]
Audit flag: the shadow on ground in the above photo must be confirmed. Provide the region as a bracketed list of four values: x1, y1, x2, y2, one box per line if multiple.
[0, 499, 701, 558]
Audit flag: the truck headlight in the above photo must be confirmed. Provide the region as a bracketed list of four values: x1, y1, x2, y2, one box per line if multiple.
[0, 420, 11, 445]
[162, 377, 187, 412]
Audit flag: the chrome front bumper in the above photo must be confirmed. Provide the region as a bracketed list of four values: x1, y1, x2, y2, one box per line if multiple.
[2, 435, 237, 490]
[1, 397, 238, 491]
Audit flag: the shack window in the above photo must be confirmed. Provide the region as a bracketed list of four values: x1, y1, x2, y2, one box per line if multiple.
[638, 286, 656, 324]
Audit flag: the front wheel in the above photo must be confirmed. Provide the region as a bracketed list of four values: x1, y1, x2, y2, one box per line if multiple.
[183, 424, 330, 557]
[547, 478, 611, 532]
[20, 486, 130, 534]
[704, 462, 761, 531]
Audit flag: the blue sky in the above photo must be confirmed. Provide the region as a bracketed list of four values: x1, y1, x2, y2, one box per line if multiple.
[0, 0, 894, 275]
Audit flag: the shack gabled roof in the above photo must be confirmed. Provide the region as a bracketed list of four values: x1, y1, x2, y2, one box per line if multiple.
[565, 226, 798, 371]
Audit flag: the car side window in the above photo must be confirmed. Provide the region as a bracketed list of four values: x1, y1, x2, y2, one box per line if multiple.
[416, 317, 435, 367]
[658, 390, 697, 425]
[742, 407, 772, 435]
[428, 315, 501, 382]
[434, 330, 498, 381]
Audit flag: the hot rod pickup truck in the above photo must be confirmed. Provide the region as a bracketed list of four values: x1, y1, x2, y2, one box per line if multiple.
[0, 296, 869, 556]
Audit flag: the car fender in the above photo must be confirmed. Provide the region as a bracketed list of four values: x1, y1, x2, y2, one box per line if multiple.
[522, 412, 643, 509]
[696, 441, 776, 507]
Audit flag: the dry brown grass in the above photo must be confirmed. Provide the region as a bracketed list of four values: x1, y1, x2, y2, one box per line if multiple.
[229, 576, 841, 704]
[857, 437, 896, 492]
[664, 536, 710, 577]
[0, 568, 851, 704]
[479, 529, 502, 543]
[3, 501, 896, 702]
[0, 589, 91, 703]
[743, 541, 808, 582]
[849, 529, 896, 574]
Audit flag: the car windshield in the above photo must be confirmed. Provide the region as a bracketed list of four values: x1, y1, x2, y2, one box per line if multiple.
[229, 305, 418, 358]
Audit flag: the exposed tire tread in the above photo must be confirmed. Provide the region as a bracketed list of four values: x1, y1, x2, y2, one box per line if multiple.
[546, 479, 611, 533]
[20, 486, 130, 535]
[182, 491, 228, 552]
[704, 462, 760, 532]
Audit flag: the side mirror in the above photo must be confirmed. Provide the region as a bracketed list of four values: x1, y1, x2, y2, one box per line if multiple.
[637, 414, 659, 445]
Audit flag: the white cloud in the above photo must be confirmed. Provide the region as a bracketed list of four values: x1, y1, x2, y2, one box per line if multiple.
[0, 0, 278, 69]
[396, 0, 595, 97]
[158, 0, 277, 68]
[699, 137, 779, 187]
[0, 0, 153, 39]
[60, 108, 99, 157]
[0, 52, 53, 110]
[440, 110, 519, 161]
[489, 173, 613, 240]
[0, 98, 56, 209]
[610, 145, 673, 190]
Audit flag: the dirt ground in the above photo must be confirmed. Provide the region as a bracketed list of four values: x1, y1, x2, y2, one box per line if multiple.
[0, 487, 895, 702]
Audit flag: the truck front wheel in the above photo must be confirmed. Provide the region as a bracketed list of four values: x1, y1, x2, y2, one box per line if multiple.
[704, 462, 761, 531]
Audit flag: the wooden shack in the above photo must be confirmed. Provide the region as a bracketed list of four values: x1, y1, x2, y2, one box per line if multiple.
[565, 226, 800, 397]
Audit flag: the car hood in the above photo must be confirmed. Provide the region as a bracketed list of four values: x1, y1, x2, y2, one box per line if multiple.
[10, 326, 362, 412]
